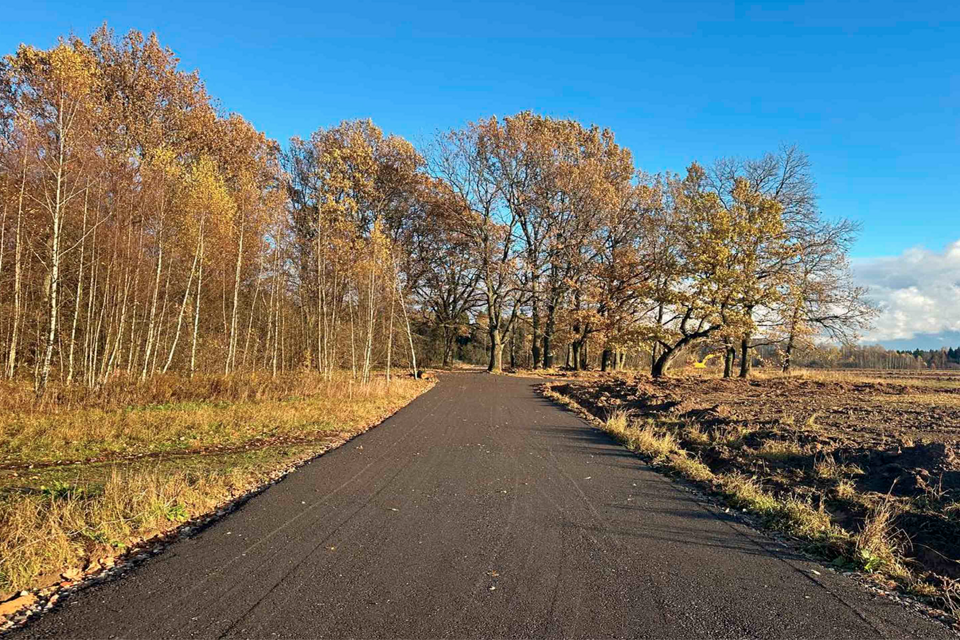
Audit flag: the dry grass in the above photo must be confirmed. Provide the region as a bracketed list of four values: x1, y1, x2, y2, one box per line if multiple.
[667, 452, 715, 482]
[718, 472, 780, 514]
[681, 424, 712, 447]
[603, 412, 678, 461]
[834, 479, 858, 501]
[717, 472, 838, 541]
[627, 423, 679, 460]
[603, 411, 716, 480]
[813, 455, 864, 481]
[0, 372, 431, 594]
[0, 371, 392, 412]
[714, 424, 755, 449]
[875, 393, 960, 408]
[804, 412, 822, 430]
[756, 439, 806, 461]
[854, 500, 909, 577]
[786, 368, 960, 390]
[2, 465, 246, 590]
[0, 372, 424, 466]
[604, 410, 630, 436]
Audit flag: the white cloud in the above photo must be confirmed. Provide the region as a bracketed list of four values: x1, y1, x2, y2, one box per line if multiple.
[854, 239, 960, 342]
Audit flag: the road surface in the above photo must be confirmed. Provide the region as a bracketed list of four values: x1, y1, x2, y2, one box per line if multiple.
[14, 373, 953, 639]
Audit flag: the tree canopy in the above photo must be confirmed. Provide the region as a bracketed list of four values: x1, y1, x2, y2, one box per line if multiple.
[0, 27, 877, 394]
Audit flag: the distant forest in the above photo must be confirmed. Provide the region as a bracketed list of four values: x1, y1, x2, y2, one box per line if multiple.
[751, 343, 960, 371]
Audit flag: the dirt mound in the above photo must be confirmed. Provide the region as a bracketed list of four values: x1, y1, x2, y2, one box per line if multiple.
[679, 404, 733, 426]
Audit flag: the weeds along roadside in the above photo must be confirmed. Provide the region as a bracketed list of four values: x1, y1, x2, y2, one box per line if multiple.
[0, 371, 433, 619]
[540, 383, 958, 629]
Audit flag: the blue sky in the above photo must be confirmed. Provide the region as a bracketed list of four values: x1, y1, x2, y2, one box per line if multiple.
[3, 1, 959, 346]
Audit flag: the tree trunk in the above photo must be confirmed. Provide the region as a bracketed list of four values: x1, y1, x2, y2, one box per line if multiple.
[190, 234, 205, 377]
[397, 277, 418, 378]
[164, 226, 201, 374]
[38, 109, 71, 394]
[7, 153, 26, 379]
[652, 346, 680, 378]
[782, 335, 795, 374]
[362, 265, 376, 384]
[316, 215, 325, 374]
[272, 258, 283, 377]
[152, 263, 171, 377]
[349, 299, 357, 379]
[531, 300, 541, 369]
[488, 326, 503, 373]
[386, 276, 395, 384]
[782, 304, 802, 373]
[103, 233, 133, 383]
[141, 219, 163, 381]
[543, 297, 557, 368]
[739, 334, 752, 379]
[82, 221, 99, 386]
[38, 136, 67, 396]
[441, 326, 454, 369]
[723, 340, 735, 378]
[241, 242, 265, 370]
[67, 191, 90, 384]
[601, 349, 612, 372]
[651, 333, 704, 378]
[226, 216, 244, 374]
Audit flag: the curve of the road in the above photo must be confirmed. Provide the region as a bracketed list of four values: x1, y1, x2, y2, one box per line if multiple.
[12, 372, 954, 639]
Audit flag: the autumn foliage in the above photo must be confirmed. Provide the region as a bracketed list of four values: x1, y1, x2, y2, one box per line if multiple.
[0, 27, 875, 392]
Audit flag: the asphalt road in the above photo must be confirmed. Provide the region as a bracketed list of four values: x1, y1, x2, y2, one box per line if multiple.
[13, 373, 954, 639]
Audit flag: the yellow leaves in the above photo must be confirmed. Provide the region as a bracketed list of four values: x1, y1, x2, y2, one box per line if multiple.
[145, 146, 181, 182]
[183, 155, 234, 234]
[4, 40, 101, 138]
[295, 119, 423, 232]
[47, 42, 97, 90]
[8, 40, 99, 101]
